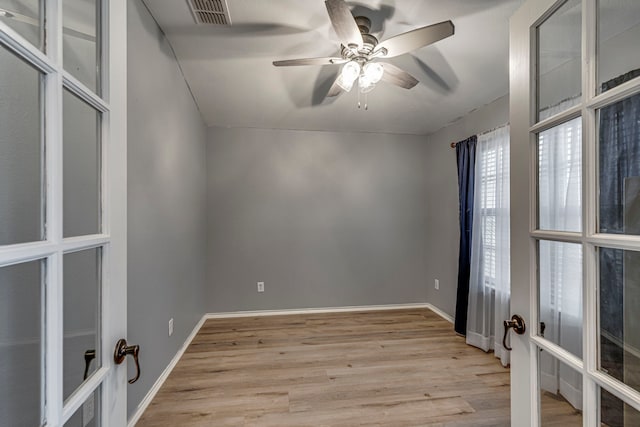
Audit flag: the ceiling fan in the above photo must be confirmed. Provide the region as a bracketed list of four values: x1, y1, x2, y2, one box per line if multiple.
[273, 0, 455, 102]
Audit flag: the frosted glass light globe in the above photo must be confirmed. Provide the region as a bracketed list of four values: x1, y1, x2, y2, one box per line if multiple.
[358, 75, 376, 93]
[336, 61, 361, 91]
[341, 61, 361, 84]
[363, 62, 384, 84]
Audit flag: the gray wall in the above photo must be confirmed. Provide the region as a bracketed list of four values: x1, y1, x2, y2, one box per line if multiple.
[127, 0, 207, 420]
[423, 95, 509, 318]
[206, 127, 430, 312]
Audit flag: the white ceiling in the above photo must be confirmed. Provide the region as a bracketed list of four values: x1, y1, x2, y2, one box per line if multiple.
[142, 0, 524, 135]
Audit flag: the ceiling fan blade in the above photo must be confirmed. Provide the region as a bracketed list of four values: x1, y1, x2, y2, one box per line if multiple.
[380, 62, 419, 89]
[325, 0, 363, 48]
[375, 21, 454, 58]
[312, 69, 343, 105]
[273, 57, 347, 67]
[326, 76, 345, 97]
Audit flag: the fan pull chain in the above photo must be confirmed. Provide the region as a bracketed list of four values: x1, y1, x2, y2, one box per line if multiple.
[356, 91, 369, 110]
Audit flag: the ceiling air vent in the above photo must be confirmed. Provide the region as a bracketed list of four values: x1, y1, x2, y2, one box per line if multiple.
[187, 0, 231, 25]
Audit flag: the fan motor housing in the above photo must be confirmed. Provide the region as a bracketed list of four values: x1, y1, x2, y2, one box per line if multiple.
[361, 34, 378, 53]
[341, 16, 378, 58]
[355, 16, 372, 34]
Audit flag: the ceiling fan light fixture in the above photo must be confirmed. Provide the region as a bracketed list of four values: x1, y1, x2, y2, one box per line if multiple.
[336, 60, 361, 92]
[272, 0, 455, 106]
[336, 74, 355, 92]
[362, 62, 384, 84]
[357, 62, 384, 94]
[341, 61, 361, 83]
[358, 75, 376, 94]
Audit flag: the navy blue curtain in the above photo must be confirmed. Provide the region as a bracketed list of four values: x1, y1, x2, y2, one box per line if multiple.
[454, 136, 477, 335]
[599, 69, 640, 427]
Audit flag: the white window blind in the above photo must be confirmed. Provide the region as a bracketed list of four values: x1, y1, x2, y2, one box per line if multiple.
[478, 144, 504, 287]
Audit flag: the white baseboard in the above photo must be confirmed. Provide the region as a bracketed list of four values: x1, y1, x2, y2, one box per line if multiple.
[127, 314, 207, 427]
[540, 370, 558, 395]
[205, 302, 445, 319]
[424, 303, 454, 323]
[559, 377, 583, 411]
[128, 302, 453, 425]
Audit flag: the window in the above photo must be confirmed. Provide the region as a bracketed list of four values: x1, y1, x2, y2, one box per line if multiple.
[478, 144, 507, 288]
[466, 125, 510, 365]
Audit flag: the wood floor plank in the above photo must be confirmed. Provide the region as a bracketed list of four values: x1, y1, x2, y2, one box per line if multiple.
[136, 308, 582, 426]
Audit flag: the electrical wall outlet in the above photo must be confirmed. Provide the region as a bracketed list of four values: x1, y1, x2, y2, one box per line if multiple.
[168, 318, 174, 336]
[434, 279, 440, 290]
[257, 281, 265, 293]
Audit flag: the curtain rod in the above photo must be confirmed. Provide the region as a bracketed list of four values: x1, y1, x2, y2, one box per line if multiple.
[449, 123, 510, 148]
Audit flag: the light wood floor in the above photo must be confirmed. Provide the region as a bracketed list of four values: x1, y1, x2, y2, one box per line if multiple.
[137, 308, 582, 426]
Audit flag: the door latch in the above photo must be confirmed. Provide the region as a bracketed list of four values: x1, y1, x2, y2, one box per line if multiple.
[502, 314, 526, 351]
[83, 349, 96, 380]
[114, 339, 141, 384]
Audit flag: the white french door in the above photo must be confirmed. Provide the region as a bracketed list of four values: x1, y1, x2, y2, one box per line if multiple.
[510, 0, 640, 425]
[0, 0, 127, 426]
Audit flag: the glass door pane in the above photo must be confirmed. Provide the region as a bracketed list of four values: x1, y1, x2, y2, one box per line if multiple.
[0, 0, 42, 50]
[598, 92, 640, 235]
[599, 247, 640, 393]
[597, 0, 640, 94]
[63, 0, 100, 93]
[63, 248, 101, 401]
[64, 385, 101, 427]
[538, 240, 583, 357]
[601, 386, 640, 426]
[539, 351, 583, 426]
[537, 118, 583, 232]
[0, 43, 44, 246]
[63, 89, 101, 238]
[0, 259, 45, 426]
[537, 0, 582, 121]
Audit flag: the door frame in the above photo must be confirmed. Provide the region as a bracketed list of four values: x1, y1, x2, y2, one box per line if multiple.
[0, 0, 127, 425]
[510, 0, 640, 425]
[103, 0, 128, 424]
